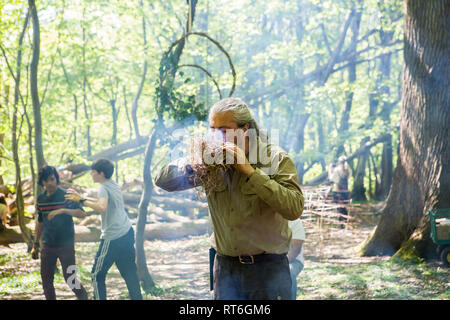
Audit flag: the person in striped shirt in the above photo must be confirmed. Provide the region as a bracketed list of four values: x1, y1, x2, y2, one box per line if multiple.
[32, 165, 88, 300]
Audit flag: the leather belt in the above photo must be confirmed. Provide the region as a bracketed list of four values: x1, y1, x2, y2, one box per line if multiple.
[217, 252, 287, 265]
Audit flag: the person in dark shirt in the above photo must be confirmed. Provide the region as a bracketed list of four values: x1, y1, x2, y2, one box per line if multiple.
[31, 166, 88, 300]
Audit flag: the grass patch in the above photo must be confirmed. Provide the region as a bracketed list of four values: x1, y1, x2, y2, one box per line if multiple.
[296, 258, 449, 300]
[0, 254, 11, 265]
[0, 270, 42, 295]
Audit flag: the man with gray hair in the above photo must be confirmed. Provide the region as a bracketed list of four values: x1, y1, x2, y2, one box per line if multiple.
[155, 97, 304, 300]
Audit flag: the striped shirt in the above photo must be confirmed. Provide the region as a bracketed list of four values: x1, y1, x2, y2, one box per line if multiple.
[37, 188, 81, 247]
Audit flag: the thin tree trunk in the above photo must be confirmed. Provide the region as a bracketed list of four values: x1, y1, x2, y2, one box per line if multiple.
[123, 85, 133, 140]
[375, 23, 395, 200]
[378, 134, 393, 199]
[352, 137, 369, 201]
[293, 114, 310, 184]
[29, 0, 45, 171]
[361, 0, 450, 259]
[82, 6, 91, 157]
[336, 3, 362, 157]
[24, 106, 36, 206]
[0, 133, 4, 185]
[135, 129, 158, 291]
[58, 49, 78, 148]
[135, 0, 199, 291]
[131, 0, 148, 140]
[13, 10, 33, 248]
[110, 99, 118, 146]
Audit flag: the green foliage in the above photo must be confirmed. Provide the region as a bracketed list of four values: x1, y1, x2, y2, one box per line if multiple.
[0, 0, 403, 203]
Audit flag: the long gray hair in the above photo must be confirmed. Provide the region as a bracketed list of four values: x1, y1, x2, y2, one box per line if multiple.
[209, 97, 267, 141]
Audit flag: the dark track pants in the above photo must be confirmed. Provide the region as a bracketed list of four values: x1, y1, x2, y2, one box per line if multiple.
[40, 244, 88, 300]
[91, 227, 142, 300]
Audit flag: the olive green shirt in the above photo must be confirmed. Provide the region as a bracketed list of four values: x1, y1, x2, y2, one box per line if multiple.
[154, 139, 304, 256]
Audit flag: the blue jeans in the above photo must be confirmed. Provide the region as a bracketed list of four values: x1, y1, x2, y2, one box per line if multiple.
[289, 260, 304, 299]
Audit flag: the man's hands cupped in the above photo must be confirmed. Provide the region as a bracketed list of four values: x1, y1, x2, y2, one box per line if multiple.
[222, 142, 255, 177]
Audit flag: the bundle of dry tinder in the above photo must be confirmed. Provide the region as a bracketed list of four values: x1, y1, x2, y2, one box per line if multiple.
[185, 138, 232, 194]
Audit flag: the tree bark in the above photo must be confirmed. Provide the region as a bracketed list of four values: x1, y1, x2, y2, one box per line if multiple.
[29, 0, 45, 171]
[352, 137, 369, 201]
[378, 134, 393, 199]
[130, 0, 148, 140]
[109, 99, 118, 146]
[12, 9, 33, 248]
[0, 133, 4, 185]
[135, 129, 157, 291]
[375, 18, 395, 200]
[336, 3, 362, 157]
[293, 113, 310, 184]
[82, 6, 91, 157]
[360, 0, 450, 259]
[134, 0, 200, 291]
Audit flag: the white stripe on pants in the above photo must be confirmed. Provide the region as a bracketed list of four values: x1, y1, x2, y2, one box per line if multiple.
[92, 239, 110, 300]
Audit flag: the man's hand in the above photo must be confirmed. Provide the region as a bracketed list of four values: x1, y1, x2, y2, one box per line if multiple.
[47, 209, 63, 220]
[31, 244, 40, 260]
[222, 142, 255, 177]
[65, 189, 83, 203]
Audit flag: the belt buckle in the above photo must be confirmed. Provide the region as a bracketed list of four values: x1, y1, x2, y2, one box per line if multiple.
[239, 255, 254, 264]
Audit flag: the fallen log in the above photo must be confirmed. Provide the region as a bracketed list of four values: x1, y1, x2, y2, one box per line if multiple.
[0, 218, 210, 245]
[74, 219, 210, 242]
[122, 192, 208, 212]
[74, 225, 102, 242]
[87, 136, 149, 162]
[143, 219, 210, 241]
[0, 226, 24, 247]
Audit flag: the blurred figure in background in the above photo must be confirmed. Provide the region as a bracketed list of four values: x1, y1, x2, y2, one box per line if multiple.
[329, 156, 351, 226]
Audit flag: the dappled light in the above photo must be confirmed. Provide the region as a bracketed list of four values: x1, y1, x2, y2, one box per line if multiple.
[0, 0, 449, 303]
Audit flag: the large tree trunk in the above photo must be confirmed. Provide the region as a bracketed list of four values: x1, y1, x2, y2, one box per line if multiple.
[360, 0, 450, 259]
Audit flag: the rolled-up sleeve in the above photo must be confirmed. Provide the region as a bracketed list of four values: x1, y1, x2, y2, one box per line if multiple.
[154, 158, 200, 192]
[244, 154, 304, 220]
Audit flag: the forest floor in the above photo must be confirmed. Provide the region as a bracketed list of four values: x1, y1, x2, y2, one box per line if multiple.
[0, 202, 449, 300]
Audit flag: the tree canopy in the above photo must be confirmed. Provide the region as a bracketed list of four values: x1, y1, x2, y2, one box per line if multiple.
[1, 0, 404, 198]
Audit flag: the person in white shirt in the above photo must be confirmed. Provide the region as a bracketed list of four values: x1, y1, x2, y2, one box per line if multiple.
[287, 218, 305, 299]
